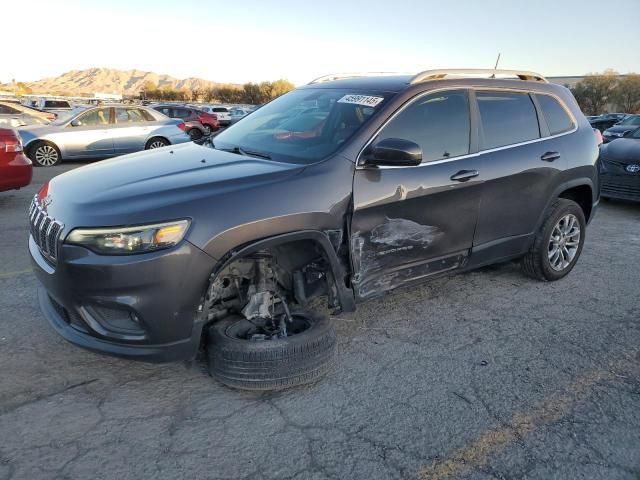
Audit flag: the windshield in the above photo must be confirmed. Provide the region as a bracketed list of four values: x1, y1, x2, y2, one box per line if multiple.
[212, 88, 393, 163]
[631, 128, 640, 139]
[619, 116, 640, 126]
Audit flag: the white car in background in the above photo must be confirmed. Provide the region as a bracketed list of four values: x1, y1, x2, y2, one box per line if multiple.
[210, 106, 232, 126]
[27, 99, 75, 116]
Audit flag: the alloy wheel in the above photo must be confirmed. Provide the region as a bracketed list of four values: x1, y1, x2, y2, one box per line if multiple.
[148, 140, 167, 149]
[34, 145, 59, 166]
[548, 213, 581, 271]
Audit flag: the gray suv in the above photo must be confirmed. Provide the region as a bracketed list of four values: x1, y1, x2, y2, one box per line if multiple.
[29, 69, 599, 390]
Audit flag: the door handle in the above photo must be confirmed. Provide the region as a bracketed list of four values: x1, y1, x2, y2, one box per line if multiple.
[541, 151, 561, 162]
[450, 169, 479, 182]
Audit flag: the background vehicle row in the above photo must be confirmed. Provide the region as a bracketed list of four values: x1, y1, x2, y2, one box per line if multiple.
[20, 105, 190, 166]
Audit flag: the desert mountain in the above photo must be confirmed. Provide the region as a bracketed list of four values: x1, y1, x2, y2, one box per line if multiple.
[9, 68, 232, 96]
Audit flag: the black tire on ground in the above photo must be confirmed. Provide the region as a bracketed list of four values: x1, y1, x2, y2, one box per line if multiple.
[145, 137, 170, 149]
[521, 198, 586, 281]
[188, 128, 203, 141]
[207, 310, 336, 391]
[29, 141, 61, 167]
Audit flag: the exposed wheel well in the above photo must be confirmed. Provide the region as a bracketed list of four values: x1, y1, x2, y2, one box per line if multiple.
[558, 185, 593, 222]
[201, 234, 355, 330]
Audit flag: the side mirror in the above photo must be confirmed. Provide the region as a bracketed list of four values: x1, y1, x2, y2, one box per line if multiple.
[70, 119, 81, 127]
[361, 138, 422, 167]
[622, 130, 632, 137]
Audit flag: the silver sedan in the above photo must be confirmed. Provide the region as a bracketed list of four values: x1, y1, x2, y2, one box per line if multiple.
[19, 105, 191, 166]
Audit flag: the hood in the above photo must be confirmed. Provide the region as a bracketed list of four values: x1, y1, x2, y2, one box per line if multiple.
[601, 138, 640, 162]
[45, 142, 304, 228]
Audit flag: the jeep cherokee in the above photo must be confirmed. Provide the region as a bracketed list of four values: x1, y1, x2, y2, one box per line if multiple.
[29, 69, 599, 390]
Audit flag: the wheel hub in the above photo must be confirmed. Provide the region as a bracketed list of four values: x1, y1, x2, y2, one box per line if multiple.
[548, 213, 580, 271]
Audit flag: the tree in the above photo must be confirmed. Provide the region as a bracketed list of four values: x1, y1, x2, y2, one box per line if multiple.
[571, 70, 619, 115]
[191, 88, 205, 102]
[268, 79, 295, 99]
[243, 83, 264, 104]
[612, 74, 640, 113]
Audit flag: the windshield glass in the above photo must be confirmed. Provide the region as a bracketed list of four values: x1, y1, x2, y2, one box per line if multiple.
[619, 115, 640, 126]
[212, 88, 393, 163]
[631, 128, 640, 139]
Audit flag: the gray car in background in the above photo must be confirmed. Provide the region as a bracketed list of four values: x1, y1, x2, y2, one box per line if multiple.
[20, 105, 191, 166]
[0, 101, 55, 128]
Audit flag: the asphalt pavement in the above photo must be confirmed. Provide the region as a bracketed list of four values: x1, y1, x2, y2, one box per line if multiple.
[1, 162, 639, 480]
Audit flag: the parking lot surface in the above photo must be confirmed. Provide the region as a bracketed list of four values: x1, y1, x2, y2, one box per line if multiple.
[1, 163, 639, 480]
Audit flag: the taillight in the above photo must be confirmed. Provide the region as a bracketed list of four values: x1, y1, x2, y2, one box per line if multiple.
[177, 122, 186, 131]
[0, 138, 23, 153]
[593, 128, 603, 146]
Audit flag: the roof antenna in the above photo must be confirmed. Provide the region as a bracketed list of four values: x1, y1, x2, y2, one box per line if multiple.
[491, 53, 501, 78]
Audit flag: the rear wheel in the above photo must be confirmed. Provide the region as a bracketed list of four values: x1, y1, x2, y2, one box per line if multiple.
[188, 128, 203, 141]
[202, 124, 212, 136]
[207, 310, 336, 391]
[29, 141, 61, 167]
[521, 199, 586, 281]
[145, 137, 169, 149]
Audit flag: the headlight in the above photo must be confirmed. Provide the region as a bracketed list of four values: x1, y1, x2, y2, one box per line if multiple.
[610, 132, 623, 137]
[66, 220, 190, 255]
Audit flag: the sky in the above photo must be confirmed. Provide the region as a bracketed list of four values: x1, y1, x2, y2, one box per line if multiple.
[2, 0, 639, 86]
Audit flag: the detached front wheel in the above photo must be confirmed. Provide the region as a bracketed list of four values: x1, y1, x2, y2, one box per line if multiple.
[207, 310, 336, 390]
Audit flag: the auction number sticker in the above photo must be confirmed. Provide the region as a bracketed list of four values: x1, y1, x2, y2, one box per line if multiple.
[337, 94, 384, 107]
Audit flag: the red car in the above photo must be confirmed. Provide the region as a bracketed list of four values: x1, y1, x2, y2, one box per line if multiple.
[152, 105, 220, 139]
[0, 128, 32, 192]
[192, 109, 220, 135]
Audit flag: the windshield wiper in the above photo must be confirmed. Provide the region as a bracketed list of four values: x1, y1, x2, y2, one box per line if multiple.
[216, 145, 272, 160]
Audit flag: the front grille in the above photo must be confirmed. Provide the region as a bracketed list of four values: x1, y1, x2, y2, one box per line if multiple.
[29, 196, 64, 263]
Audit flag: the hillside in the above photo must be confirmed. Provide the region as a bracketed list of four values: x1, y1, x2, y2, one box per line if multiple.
[6, 68, 232, 96]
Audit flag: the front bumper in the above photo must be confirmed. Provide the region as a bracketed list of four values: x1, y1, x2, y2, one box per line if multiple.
[31, 236, 216, 362]
[600, 161, 640, 202]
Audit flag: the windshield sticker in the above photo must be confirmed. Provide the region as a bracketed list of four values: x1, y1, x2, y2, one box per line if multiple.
[338, 94, 384, 107]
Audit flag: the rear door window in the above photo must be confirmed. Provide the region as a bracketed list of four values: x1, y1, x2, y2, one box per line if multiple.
[476, 91, 540, 149]
[174, 108, 191, 119]
[375, 90, 471, 163]
[536, 94, 575, 135]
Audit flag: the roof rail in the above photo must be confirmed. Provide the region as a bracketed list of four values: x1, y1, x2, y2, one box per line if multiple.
[308, 72, 408, 84]
[410, 69, 548, 84]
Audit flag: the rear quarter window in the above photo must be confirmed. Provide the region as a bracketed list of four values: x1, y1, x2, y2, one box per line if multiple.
[536, 94, 575, 135]
[477, 91, 540, 150]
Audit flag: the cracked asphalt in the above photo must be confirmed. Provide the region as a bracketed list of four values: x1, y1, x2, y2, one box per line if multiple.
[1, 163, 639, 480]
